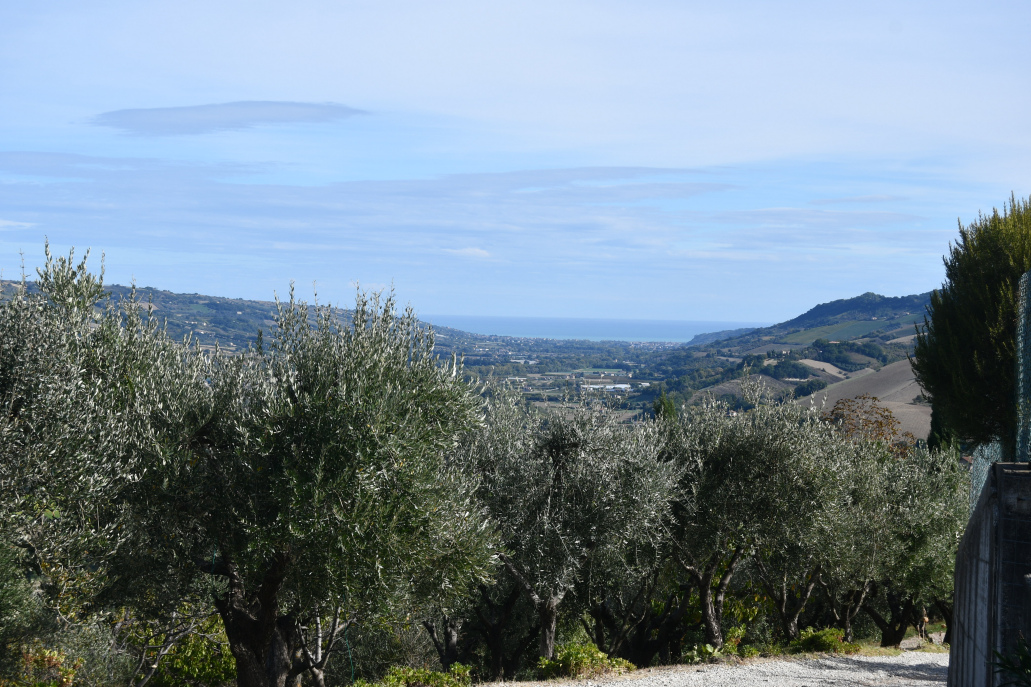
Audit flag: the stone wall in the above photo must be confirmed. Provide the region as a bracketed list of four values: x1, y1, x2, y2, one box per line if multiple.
[949, 462, 1031, 687]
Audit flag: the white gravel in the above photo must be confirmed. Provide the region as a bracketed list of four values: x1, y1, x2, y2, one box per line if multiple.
[508, 653, 949, 687]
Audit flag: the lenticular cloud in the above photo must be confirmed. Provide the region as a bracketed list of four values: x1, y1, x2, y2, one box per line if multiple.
[92, 101, 364, 136]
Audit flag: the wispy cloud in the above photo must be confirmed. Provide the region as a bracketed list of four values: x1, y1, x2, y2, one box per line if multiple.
[0, 219, 33, 229]
[91, 101, 365, 136]
[810, 194, 906, 205]
[444, 247, 491, 259]
[0, 153, 960, 319]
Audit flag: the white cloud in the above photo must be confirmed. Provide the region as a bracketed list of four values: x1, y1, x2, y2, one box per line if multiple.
[810, 195, 907, 205]
[0, 219, 33, 229]
[444, 247, 491, 259]
[0, 154, 968, 320]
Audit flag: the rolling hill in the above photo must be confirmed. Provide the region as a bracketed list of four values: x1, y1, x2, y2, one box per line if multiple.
[0, 279, 935, 437]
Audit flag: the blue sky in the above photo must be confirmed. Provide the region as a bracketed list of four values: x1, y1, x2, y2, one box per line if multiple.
[1, 1, 1029, 322]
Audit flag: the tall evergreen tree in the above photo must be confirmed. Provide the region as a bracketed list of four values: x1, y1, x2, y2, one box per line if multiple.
[912, 194, 1031, 457]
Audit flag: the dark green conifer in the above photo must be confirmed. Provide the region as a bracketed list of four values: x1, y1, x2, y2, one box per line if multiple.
[912, 194, 1031, 456]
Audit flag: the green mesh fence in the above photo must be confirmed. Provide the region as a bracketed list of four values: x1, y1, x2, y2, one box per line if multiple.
[970, 441, 1002, 514]
[970, 271, 1031, 512]
[1017, 271, 1031, 462]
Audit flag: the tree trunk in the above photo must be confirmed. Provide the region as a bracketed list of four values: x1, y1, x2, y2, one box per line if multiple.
[584, 609, 607, 653]
[268, 618, 301, 687]
[539, 598, 559, 659]
[698, 585, 723, 649]
[821, 579, 870, 643]
[473, 584, 525, 679]
[584, 573, 662, 660]
[211, 551, 295, 687]
[423, 617, 461, 671]
[682, 547, 745, 651]
[863, 589, 916, 648]
[754, 559, 820, 641]
[934, 598, 953, 645]
[497, 554, 569, 662]
[617, 583, 694, 667]
[841, 584, 870, 643]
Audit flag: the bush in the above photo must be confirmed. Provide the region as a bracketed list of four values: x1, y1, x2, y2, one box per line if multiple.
[738, 645, 761, 659]
[994, 635, 1031, 687]
[0, 547, 35, 677]
[0, 644, 80, 687]
[793, 379, 828, 399]
[682, 643, 722, 664]
[537, 643, 634, 679]
[769, 361, 812, 380]
[356, 663, 471, 687]
[789, 628, 860, 655]
[148, 617, 235, 687]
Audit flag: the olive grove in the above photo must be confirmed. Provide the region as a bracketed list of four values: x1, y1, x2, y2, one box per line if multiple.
[0, 249, 968, 685]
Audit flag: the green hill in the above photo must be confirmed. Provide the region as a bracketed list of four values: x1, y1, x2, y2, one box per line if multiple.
[0, 279, 932, 412]
[781, 291, 930, 329]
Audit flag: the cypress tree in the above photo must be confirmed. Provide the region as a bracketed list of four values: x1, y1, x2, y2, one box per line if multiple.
[912, 194, 1031, 457]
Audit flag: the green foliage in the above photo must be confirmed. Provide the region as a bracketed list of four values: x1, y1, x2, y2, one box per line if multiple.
[789, 628, 860, 654]
[467, 385, 676, 659]
[913, 194, 1031, 455]
[0, 246, 973, 679]
[0, 644, 79, 687]
[148, 616, 235, 687]
[737, 645, 760, 659]
[681, 643, 722, 664]
[994, 636, 1031, 687]
[652, 390, 677, 420]
[0, 547, 35, 676]
[793, 379, 827, 398]
[536, 643, 633, 678]
[810, 339, 880, 372]
[767, 360, 811, 380]
[355, 663, 471, 687]
[0, 250, 499, 685]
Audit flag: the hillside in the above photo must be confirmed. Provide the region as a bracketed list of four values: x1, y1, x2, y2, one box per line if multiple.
[0, 280, 933, 437]
[802, 360, 931, 439]
[688, 290, 931, 350]
[0, 280, 481, 353]
[780, 291, 930, 330]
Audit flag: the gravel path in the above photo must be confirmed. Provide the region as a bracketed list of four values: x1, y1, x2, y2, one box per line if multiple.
[506, 653, 949, 687]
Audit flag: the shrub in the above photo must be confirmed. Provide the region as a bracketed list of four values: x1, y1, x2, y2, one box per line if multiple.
[723, 625, 747, 651]
[0, 644, 80, 687]
[682, 643, 722, 664]
[793, 379, 828, 399]
[356, 663, 471, 687]
[994, 635, 1031, 687]
[537, 643, 634, 679]
[738, 645, 761, 659]
[148, 617, 235, 687]
[789, 628, 860, 655]
[769, 361, 812, 380]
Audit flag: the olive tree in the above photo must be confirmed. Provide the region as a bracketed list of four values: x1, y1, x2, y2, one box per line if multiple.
[861, 445, 967, 647]
[465, 388, 677, 660]
[744, 400, 843, 642]
[815, 437, 894, 643]
[0, 250, 498, 687]
[663, 386, 861, 648]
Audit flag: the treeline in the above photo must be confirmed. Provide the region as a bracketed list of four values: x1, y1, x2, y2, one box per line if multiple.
[0, 251, 966, 687]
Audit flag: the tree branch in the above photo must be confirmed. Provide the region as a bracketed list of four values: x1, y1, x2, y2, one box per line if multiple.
[498, 553, 542, 606]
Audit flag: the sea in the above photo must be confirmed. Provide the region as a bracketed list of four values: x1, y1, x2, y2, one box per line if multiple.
[420, 315, 769, 343]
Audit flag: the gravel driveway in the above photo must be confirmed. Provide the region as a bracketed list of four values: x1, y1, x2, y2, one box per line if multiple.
[505, 653, 949, 687]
